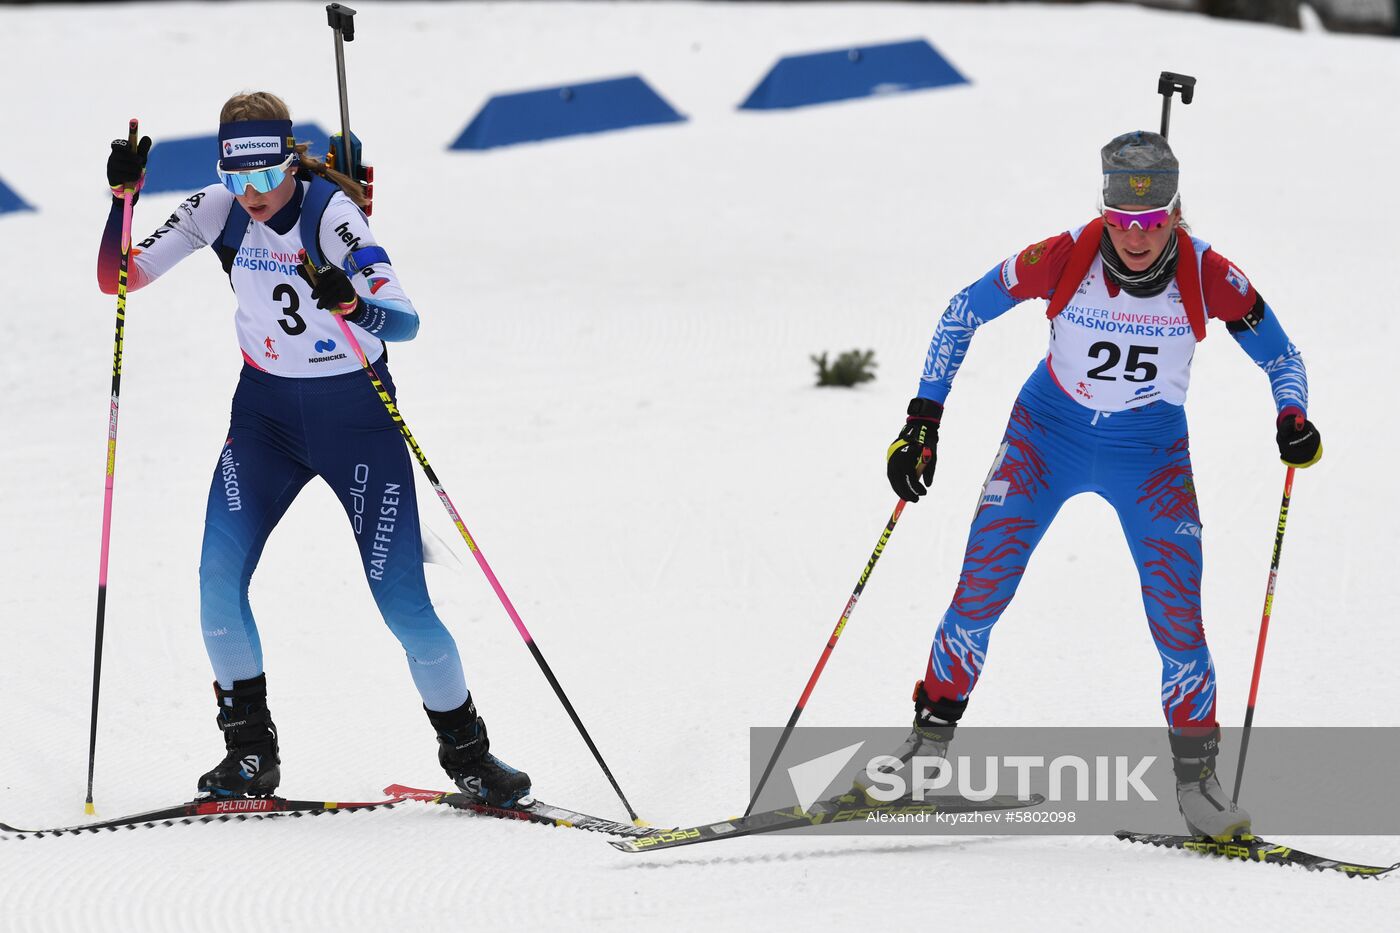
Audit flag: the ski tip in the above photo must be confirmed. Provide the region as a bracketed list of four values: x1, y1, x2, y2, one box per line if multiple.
[382, 784, 446, 803]
[83, 802, 96, 816]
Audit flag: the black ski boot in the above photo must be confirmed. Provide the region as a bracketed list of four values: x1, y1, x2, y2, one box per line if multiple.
[852, 680, 966, 804]
[197, 674, 281, 798]
[427, 697, 532, 808]
[1170, 726, 1251, 841]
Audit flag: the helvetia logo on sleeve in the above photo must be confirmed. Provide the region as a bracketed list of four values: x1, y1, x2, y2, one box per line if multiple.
[335, 221, 362, 252]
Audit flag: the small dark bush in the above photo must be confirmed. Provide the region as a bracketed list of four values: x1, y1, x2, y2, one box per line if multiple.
[811, 349, 877, 387]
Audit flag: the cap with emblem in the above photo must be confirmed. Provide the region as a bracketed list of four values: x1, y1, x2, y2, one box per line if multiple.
[1101, 130, 1178, 209]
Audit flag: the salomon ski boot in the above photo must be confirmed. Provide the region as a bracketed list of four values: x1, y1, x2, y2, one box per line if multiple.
[1170, 726, 1251, 841]
[427, 697, 532, 808]
[851, 680, 966, 804]
[197, 674, 281, 798]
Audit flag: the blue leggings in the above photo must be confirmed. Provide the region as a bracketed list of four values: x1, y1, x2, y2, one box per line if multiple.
[924, 362, 1217, 729]
[198, 361, 469, 711]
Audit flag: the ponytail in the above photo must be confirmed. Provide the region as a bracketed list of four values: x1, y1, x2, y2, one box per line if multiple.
[294, 142, 368, 210]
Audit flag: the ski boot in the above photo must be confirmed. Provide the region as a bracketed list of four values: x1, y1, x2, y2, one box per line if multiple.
[1170, 726, 1251, 841]
[197, 674, 281, 798]
[851, 680, 966, 805]
[427, 697, 532, 808]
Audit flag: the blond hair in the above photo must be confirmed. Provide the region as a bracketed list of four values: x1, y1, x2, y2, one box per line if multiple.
[220, 91, 367, 210]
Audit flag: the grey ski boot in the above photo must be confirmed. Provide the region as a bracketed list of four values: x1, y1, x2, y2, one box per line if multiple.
[852, 680, 966, 804]
[1170, 726, 1251, 841]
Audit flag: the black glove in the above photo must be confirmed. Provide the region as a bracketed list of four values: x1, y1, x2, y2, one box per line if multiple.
[296, 261, 362, 316]
[1276, 411, 1322, 467]
[107, 136, 152, 194]
[887, 398, 942, 502]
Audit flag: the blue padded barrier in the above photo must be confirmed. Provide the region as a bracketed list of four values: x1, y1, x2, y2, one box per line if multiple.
[0, 177, 33, 215]
[451, 76, 685, 151]
[740, 39, 968, 111]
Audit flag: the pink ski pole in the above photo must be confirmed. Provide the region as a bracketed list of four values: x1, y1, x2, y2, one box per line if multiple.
[299, 253, 642, 823]
[85, 118, 139, 815]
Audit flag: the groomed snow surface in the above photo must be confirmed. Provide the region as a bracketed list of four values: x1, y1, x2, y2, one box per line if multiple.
[1, 2, 1396, 930]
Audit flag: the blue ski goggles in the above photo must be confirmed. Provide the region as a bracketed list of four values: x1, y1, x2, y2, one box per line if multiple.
[216, 153, 295, 196]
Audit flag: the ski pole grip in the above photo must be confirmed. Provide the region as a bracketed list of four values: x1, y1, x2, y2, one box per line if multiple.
[298, 250, 320, 284]
[327, 2, 356, 41]
[122, 118, 140, 197]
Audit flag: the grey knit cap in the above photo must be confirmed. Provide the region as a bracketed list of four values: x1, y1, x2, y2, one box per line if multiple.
[1101, 131, 1178, 208]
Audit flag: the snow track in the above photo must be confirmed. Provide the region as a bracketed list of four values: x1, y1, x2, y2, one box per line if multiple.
[1, 1, 1396, 930]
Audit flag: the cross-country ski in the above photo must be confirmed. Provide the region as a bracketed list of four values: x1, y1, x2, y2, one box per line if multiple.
[0, 791, 410, 839]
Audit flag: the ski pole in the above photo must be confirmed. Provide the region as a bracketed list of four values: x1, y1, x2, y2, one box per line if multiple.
[743, 497, 912, 818]
[86, 118, 139, 816]
[298, 254, 643, 824]
[1157, 71, 1196, 139]
[1231, 466, 1297, 806]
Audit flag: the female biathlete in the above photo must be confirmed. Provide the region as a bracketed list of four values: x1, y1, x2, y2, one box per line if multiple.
[881, 131, 1322, 840]
[97, 92, 531, 807]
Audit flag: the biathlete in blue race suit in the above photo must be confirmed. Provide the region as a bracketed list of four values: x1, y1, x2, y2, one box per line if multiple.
[878, 131, 1323, 841]
[98, 91, 531, 807]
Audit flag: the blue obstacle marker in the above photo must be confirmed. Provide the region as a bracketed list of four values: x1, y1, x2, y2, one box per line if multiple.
[144, 123, 331, 195]
[451, 76, 685, 151]
[740, 39, 968, 111]
[0, 176, 34, 215]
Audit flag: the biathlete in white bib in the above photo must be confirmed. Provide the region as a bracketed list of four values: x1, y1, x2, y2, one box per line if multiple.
[879, 131, 1323, 840]
[97, 91, 531, 807]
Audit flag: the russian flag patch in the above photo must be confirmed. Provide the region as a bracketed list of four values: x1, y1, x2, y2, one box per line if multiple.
[1225, 264, 1249, 297]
